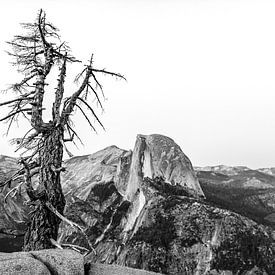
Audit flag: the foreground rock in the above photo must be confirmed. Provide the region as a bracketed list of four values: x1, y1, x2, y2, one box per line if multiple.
[0, 249, 84, 274]
[86, 263, 162, 275]
[0, 249, 162, 275]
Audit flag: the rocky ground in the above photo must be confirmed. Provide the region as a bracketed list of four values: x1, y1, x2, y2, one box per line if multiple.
[0, 249, 161, 275]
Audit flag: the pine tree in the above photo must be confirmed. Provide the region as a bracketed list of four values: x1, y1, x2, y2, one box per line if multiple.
[0, 9, 124, 251]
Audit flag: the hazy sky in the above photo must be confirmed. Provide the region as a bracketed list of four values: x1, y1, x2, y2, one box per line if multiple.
[0, 0, 275, 168]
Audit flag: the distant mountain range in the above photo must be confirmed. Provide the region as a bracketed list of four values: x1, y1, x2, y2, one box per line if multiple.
[195, 165, 275, 228]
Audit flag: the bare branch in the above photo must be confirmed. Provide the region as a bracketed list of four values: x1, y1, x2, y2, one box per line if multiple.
[63, 133, 74, 142]
[75, 103, 97, 133]
[50, 238, 63, 249]
[74, 68, 86, 83]
[90, 71, 104, 97]
[66, 122, 83, 146]
[61, 243, 89, 253]
[92, 68, 126, 81]
[0, 95, 33, 107]
[76, 97, 105, 130]
[45, 201, 96, 255]
[4, 181, 24, 203]
[87, 83, 104, 110]
[63, 142, 74, 158]
[2, 162, 39, 191]
[10, 128, 37, 152]
[61, 66, 92, 121]
[38, 9, 50, 48]
[53, 55, 67, 123]
[19, 158, 36, 201]
[45, 201, 82, 231]
[0, 108, 32, 122]
[11, 73, 37, 92]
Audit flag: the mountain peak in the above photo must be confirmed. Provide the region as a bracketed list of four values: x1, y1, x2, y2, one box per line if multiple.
[124, 134, 204, 201]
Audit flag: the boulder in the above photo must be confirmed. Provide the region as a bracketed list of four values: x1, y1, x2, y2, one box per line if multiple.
[86, 263, 162, 275]
[31, 249, 84, 275]
[0, 251, 50, 275]
[0, 249, 84, 275]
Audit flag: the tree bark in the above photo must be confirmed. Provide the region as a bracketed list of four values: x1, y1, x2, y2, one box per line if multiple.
[24, 125, 65, 251]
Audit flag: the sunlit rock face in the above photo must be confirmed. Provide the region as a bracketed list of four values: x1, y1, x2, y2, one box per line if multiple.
[62, 134, 204, 201]
[117, 134, 205, 245]
[61, 145, 127, 201]
[59, 134, 205, 253]
[124, 134, 204, 201]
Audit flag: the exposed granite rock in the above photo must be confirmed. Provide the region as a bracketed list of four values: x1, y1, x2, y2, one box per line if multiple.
[86, 263, 162, 275]
[124, 134, 204, 201]
[62, 146, 127, 200]
[59, 134, 204, 251]
[82, 177, 275, 274]
[0, 253, 50, 275]
[0, 249, 84, 275]
[30, 249, 84, 274]
[0, 249, 162, 275]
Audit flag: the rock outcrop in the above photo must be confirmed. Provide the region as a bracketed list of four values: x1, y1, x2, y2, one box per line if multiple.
[0, 249, 84, 275]
[86, 263, 162, 275]
[122, 134, 204, 201]
[0, 249, 161, 275]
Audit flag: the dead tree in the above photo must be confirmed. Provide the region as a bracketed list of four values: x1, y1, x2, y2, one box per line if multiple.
[0, 9, 125, 251]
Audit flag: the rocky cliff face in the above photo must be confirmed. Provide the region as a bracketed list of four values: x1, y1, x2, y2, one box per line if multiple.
[58, 136, 275, 274]
[61, 134, 204, 200]
[59, 134, 205, 254]
[1, 135, 275, 274]
[0, 248, 161, 275]
[60, 176, 275, 274]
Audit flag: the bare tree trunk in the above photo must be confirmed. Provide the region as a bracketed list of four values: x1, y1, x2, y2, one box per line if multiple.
[1, 9, 124, 251]
[24, 126, 65, 251]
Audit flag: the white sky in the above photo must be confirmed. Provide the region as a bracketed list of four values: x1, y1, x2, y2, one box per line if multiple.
[0, 0, 275, 169]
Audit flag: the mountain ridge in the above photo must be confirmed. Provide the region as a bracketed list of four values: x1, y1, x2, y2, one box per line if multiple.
[0, 134, 275, 274]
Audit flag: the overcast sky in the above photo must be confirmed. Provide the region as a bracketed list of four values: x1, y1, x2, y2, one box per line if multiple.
[0, 0, 275, 169]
